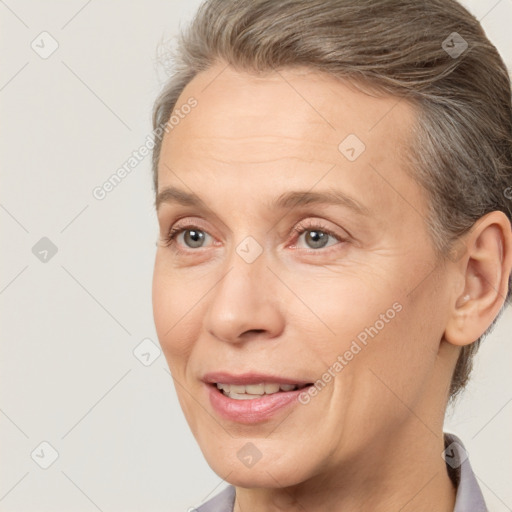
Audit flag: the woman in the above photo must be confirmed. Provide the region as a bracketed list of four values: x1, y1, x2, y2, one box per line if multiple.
[151, 1, 512, 510]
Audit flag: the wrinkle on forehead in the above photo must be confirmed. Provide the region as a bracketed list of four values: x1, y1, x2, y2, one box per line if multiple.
[164, 63, 416, 164]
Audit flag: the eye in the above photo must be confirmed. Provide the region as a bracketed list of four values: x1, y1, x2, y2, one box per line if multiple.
[162, 224, 213, 250]
[291, 220, 346, 250]
[160, 219, 347, 253]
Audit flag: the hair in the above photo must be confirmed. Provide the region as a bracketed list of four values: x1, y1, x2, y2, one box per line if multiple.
[151, 0, 512, 400]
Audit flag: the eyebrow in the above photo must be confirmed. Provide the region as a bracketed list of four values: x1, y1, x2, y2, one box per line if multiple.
[155, 186, 371, 216]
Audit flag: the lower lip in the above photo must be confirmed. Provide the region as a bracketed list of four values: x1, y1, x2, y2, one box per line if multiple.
[206, 384, 308, 424]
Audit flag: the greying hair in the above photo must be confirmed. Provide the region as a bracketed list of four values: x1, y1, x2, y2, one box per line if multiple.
[151, 0, 512, 399]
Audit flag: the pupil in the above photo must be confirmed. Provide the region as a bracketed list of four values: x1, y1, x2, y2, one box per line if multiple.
[306, 230, 328, 248]
[185, 230, 204, 248]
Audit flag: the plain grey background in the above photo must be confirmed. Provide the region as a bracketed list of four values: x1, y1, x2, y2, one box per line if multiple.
[1, 1, 511, 510]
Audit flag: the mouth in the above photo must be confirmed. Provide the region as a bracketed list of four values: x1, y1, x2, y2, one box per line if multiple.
[202, 372, 315, 422]
[205, 380, 314, 423]
[210, 382, 313, 400]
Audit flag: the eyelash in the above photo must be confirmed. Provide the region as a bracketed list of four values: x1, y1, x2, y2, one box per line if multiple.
[290, 220, 346, 250]
[161, 219, 346, 253]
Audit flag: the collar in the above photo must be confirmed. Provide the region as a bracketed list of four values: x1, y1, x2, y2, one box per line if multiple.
[444, 432, 488, 511]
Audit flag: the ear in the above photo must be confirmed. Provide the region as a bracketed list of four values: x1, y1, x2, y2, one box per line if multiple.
[444, 211, 512, 347]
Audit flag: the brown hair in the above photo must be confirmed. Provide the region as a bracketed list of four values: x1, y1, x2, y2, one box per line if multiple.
[151, 0, 512, 400]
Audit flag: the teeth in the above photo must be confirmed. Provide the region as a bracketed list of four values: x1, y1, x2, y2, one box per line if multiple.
[264, 383, 280, 394]
[215, 382, 301, 399]
[230, 384, 246, 394]
[245, 383, 266, 394]
[279, 384, 296, 391]
[226, 392, 260, 400]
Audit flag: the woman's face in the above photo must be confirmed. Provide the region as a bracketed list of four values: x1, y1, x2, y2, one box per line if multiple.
[152, 64, 455, 487]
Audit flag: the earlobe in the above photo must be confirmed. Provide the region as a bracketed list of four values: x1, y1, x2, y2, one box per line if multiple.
[443, 211, 512, 347]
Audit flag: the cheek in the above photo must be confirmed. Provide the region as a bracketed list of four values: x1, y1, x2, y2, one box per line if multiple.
[299, 267, 399, 343]
[152, 257, 197, 361]
[352, 290, 442, 410]
[311, 267, 434, 392]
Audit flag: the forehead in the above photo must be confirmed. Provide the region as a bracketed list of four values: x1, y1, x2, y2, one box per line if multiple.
[166, 65, 414, 143]
[159, 63, 417, 170]
[156, 63, 426, 227]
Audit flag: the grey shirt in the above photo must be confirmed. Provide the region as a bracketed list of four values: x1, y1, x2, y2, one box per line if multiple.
[195, 433, 487, 511]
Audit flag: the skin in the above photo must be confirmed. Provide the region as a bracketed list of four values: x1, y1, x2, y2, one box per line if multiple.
[152, 63, 512, 512]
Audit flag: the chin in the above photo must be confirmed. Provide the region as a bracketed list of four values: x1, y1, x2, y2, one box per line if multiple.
[225, 469, 305, 489]
[204, 447, 312, 489]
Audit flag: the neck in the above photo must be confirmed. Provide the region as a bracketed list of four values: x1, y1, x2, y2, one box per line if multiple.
[233, 423, 456, 512]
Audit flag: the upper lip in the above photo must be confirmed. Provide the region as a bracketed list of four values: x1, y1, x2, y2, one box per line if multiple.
[202, 371, 312, 386]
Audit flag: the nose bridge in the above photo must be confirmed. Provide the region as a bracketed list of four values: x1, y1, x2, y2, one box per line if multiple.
[215, 234, 269, 313]
[218, 233, 269, 294]
[203, 234, 284, 343]
[234, 234, 266, 267]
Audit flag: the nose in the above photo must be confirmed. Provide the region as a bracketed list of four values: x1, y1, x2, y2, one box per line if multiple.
[202, 244, 285, 344]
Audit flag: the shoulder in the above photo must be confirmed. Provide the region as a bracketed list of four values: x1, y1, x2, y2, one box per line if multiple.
[195, 485, 236, 512]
